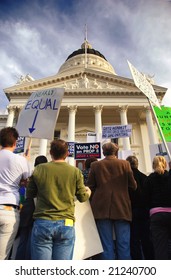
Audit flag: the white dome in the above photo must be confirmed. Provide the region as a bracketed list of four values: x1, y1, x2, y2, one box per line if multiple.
[58, 41, 117, 75]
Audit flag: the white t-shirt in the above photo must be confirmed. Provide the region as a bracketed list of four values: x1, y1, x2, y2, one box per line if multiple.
[0, 149, 31, 206]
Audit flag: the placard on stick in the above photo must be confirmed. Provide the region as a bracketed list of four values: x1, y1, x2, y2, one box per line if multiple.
[16, 88, 64, 140]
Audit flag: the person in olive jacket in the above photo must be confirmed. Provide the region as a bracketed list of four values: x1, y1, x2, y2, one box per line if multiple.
[87, 142, 137, 260]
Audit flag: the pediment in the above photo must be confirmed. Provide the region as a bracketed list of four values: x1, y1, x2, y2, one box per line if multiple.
[4, 68, 166, 100]
[75, 127, 94, 136]
[4, 70, 136, 94]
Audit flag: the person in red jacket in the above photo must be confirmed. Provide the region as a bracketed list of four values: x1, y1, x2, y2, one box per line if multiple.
[87, 142, 137, 260]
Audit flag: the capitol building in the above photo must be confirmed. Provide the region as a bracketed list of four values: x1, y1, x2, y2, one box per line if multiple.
[0, 40, 167, 173]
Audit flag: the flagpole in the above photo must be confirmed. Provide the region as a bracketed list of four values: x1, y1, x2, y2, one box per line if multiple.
[148, 98, 171, 161]
[84, 23, 87, 69]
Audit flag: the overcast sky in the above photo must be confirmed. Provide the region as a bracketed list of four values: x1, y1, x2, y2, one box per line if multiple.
[1, 0, 171, 111]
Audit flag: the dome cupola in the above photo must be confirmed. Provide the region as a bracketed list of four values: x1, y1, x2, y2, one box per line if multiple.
[58, 40, 116, 75]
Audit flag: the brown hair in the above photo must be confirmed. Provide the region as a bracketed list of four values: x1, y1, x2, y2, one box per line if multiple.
[152, 156, 167, 174]
[50, 139, 68, 160]
[126, 155, 138, 169]
[0, 127, 19, 147]
[102, 142, 119, 156]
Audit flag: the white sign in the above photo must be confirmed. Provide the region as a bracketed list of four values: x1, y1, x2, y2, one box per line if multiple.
[161, 88, 171, 107]
[87, 132, 96, 142]
[149, 142, 171, 169]
[73, 200, 103, 260]
[102, 124, 132, 139]
[127, 60, 161, 108]
[16, 88, 64, 140]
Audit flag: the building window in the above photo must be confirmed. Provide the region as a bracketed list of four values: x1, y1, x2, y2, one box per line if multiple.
[54, 130, 60, 140]
[111, 138, 118, 145]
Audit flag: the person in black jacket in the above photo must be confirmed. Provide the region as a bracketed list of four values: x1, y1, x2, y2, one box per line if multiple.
[126, 155, 154, 260]
[82, 157, 98, 185]
[15, 155, 48, 260]
[143, 156, 171, 260]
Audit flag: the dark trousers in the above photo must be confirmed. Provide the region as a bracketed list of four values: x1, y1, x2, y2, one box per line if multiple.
[150, 212, 171, 260]
[130, 208, 154, 260]
[15, 226, 32, 260]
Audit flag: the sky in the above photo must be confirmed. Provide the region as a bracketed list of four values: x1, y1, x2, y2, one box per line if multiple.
[1, 0, 171, 111]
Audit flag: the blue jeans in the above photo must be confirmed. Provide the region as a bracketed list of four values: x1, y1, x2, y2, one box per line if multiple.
[31, 219, 75, 260]
[96, 219, 131, 260]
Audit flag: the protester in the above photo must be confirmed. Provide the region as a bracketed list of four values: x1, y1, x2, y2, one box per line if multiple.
[0, 127, 30, 260]
[15, 155, 48, 260]
[143, 156, 171, 260]
[126, 155, 154, 260]
[87, 142, 137, 260]
[82, 157, 98, 185]
[26, 139, 91, 260]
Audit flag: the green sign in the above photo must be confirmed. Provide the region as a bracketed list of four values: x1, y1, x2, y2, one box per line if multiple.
[153, 106, 171, 141]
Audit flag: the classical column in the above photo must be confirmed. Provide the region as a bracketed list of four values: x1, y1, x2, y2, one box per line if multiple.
[6, 106, 15, 127]
[15, 106, 23, 125]
[67, 105, 77, 166]
[118, 106, 131, 150]
[145, 106, 158, 144]
[39, 139, 48, 156]
[68, 105, 77, 141]
[139, 121, 153, 173]
[93, 105, 103, 141]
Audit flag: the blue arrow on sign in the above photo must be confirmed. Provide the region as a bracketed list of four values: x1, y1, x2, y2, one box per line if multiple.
[29, 110, 39, 133]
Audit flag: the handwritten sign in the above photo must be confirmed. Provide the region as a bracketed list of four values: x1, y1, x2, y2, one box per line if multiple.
[16, 88, 64, 140]
[102, 124, 132, 139]
[74, 142, 101, 159]
[127, 60, 160, 108]
[13, 136, 25, 154]
[153, 106, 171, 142]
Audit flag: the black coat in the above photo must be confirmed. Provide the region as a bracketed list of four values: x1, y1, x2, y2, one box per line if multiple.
[129, 168, 147, 209]
[143, 170, 171, 208]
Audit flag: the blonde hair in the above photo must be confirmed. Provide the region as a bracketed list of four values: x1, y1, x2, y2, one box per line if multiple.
[152, 156, 167, 174]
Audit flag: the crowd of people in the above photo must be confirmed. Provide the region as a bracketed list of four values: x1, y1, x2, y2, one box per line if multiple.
[0, 126, 171, 260]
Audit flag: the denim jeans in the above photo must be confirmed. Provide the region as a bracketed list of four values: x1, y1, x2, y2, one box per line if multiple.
[0, 207, 20, 260]
[96, 219, 131, 260]
[31, 219, 75, 260]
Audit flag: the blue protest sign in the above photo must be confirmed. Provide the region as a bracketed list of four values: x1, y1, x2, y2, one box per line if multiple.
[68, 142, 75, 157]
[14, 136, 25, 154]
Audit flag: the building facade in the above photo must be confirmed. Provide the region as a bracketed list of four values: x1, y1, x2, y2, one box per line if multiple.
[1, 41, 167, 173]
